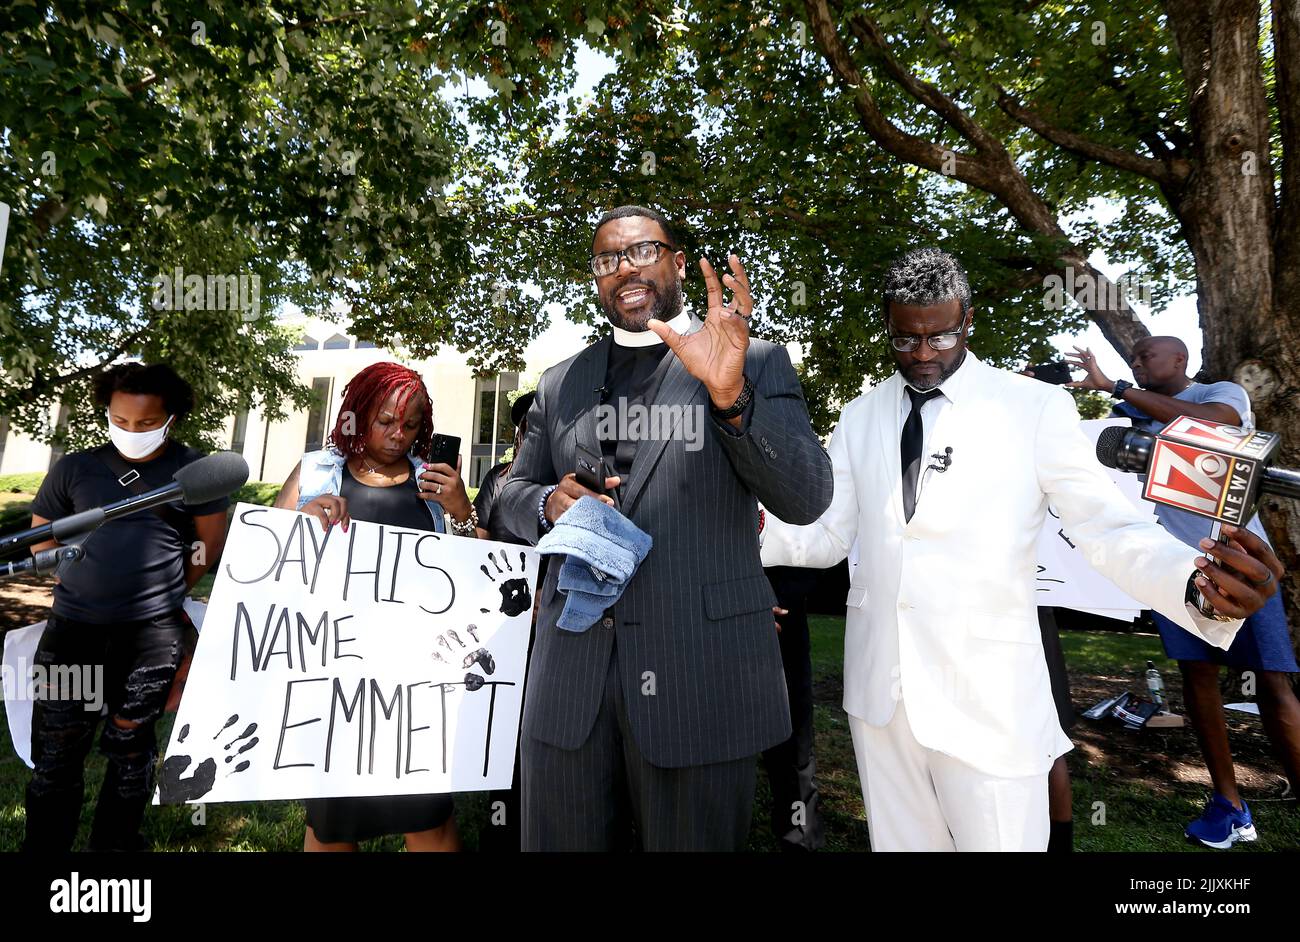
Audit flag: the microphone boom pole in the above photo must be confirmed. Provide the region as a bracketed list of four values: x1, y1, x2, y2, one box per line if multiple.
[0, 451, 248, 556]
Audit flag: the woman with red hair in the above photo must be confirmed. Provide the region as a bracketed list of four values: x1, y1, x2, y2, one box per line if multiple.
[274, 361, 477, 851]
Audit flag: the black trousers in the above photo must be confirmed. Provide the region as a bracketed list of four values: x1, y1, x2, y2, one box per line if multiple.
[520, 645, 758, 852]
[759, 566, 825, 851]
[23, 609, 186, 852]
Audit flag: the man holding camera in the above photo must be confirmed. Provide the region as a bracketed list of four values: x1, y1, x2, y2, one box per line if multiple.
[1068, 336, 1300, 848]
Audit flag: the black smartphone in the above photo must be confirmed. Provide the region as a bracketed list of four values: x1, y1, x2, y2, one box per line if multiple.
[427, 433, 461, 469]
[1026, 361, 1073, 385]
[575, 442, 606, 495]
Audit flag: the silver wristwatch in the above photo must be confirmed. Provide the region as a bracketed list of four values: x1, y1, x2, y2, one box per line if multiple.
[1185, 572, 1235, 623]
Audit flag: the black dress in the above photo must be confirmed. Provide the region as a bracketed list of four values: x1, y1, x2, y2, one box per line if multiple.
[303, 465, 455, 844]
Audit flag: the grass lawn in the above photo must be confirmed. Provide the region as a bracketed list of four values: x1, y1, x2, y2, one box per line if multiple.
[2, 471, 1293, 851]
[2, 609, 1295, 851]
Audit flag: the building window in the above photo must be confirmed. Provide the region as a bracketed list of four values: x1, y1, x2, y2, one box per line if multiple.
[294, 335, 320, 351]
[323, 333, 351, 350]
[469, 372, 519, 486]
[355, 339, 376, 349]
[303, 377, 334, 453]
[230, 408, 250, 455]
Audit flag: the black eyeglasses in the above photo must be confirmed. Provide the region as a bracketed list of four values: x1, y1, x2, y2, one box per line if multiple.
[589, 240, 675, 277]
[888, 315, 970, 352]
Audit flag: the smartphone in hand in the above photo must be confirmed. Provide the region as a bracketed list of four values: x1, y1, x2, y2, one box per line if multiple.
[1025, 361, 1073, 385]
[428, 433, 461, 468]
[575, 443, 606, 495]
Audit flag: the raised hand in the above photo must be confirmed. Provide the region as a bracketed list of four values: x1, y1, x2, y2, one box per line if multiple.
[1064, 345, 1114, 392]
[648, 254, 752, 410]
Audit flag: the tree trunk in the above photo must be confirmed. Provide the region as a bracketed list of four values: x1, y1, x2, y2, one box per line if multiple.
[1165, 0, 1300, 644]
[805, 0, 1300, 640]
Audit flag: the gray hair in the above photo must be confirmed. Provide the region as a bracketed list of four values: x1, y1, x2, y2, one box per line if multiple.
[881, 247, 972, 319]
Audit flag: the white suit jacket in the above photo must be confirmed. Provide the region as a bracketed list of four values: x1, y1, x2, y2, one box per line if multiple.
[764, 354, 1243, 778]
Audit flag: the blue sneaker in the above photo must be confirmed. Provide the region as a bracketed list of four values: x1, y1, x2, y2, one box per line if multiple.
[1185, 793, 1258, 849]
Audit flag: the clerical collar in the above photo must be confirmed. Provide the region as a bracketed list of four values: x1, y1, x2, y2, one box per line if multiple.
[611, 310, 692, 348]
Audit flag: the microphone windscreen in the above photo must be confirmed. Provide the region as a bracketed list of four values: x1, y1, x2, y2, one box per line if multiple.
[1095, 426, 1126, 469]
[173, 451, 249, 504]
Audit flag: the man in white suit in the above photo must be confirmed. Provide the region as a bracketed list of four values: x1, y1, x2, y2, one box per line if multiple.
[763, 247, 1284, 851]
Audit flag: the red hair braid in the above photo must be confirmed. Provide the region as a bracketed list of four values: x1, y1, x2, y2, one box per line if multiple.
[329, 362, 434, 461]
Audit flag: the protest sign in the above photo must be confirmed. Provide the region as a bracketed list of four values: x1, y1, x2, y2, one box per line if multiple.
[1035, 419, 1152, 620]
[155, 504, 536, 804]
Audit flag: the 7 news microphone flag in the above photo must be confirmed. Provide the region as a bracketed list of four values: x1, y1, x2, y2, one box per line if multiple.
[1097, 416, 1300, 524]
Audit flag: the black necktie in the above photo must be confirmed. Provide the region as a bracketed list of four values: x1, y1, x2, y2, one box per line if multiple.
[901, 386, 943, 522]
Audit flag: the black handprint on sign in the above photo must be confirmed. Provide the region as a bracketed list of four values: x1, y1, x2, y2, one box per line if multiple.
[158, 714, 258, 803]
[479, 549, 531, 617]
[462, 647, 496, 675]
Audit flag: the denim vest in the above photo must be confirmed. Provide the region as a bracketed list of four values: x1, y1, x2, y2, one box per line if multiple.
[296, 448, 447, 533]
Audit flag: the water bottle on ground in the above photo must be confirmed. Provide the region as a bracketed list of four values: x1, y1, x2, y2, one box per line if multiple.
[1145, 660, 1165, 709]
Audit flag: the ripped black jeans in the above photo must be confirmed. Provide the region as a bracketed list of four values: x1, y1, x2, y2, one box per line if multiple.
[23, 609, 185, 852]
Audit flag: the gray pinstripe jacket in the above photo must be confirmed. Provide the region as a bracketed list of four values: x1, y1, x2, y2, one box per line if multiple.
[499, 325, 834, 767]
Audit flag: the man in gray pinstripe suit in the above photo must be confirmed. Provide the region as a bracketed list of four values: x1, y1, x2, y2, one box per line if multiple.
[498, 205, 833, 850]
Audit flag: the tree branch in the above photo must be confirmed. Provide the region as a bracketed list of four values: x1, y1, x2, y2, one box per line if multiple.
[32, 199, 71, 236]
[802, 0, 1004, 192]
[801, 0, 1152, 359]
[912, 8, 1189, 185]
[286, 11, 369, 33]
[30, 323, 153, 399]
[995, 90, 1191, 185]
[843, 13, 1003, 156]
[1272, 0, 1300, 273]
[125, 71, 161, 95]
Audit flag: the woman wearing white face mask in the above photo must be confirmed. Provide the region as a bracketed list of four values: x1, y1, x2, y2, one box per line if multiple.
[22, 363, 231, 852]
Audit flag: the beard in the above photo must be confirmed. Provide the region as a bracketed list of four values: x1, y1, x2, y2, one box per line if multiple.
[902, 347, 967, 391]
[602, 276, 683, 332]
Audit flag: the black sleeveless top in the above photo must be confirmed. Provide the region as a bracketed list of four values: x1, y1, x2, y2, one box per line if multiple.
[338, 463, 438, 530]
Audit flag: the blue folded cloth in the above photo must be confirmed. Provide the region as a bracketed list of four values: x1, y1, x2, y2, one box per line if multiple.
[536, 495, 653, 632]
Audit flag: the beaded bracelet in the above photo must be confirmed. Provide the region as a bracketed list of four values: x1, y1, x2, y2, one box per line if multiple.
[538, 484, 560, 533]
[449, 506, 479, 538]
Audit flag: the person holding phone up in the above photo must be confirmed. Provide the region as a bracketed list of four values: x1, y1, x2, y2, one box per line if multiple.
[273, 360, 479, 852]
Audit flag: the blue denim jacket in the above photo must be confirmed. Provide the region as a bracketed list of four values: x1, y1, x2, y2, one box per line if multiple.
[296, 448, 446, 532]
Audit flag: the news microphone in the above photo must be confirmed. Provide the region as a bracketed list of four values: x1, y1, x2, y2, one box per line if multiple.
[1, 545, 84, 580]
[0, 451, 249, 554]
[1096, 417, 1300, 525]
